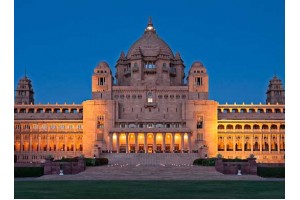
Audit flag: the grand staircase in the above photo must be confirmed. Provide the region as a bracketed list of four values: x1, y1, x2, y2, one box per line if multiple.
[100, 153, 200, 166]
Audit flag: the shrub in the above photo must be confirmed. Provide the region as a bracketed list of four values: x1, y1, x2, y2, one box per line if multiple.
[222, 158, 248, 162]
[95, 158, 108, 166]
[14, 167, 44, 177]
[85, 158, 109, 166]
[257, 167, 285, 178]
[193, 158, 216, 166]
[53, 157, 79, 162]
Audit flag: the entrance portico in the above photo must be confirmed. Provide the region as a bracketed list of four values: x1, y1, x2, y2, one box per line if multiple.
[109, 131, 192, 153]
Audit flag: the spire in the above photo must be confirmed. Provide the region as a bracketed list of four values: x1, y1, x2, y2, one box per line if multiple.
[145, 16, 156, 33]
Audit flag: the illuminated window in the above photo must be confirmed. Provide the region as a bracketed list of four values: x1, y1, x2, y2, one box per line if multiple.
[97, 115, 105, 129]
[197, 116, 203, 129]
[147, 92, 153, 103]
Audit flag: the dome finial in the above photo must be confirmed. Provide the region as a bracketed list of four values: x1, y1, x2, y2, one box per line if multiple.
[145, 16, 156, 33]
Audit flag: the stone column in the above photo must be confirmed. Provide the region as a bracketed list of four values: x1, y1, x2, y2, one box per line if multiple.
[188, 133, 192, 153]
[29, 134, 32, 152]
[153, 133, 157, 153]
[242, 135, 245, 153]
[268, 134, 271, 153]
[162, 133, 166, 153]
[250, 134, 253, 153]
[125, 133, 129, 153]
[233, 135, 236, 153]
[38, 135, 41, 152]
[181, 133, 184, 153]
[73, 134, 76, 154]
[20, 134, 23, 152]
[116, 133, 119, 153]
[277, 134, 280, 153]
[135, 133, 138, 153]
[224, 135, 227, 152]
[171, 133, 175, 152]
[64, 135, 66, 151]
[109, 133, 113, 153]
[56, 136, 59, 152]
[260, 135, 263, 154]
[47, 135, 49, 152]
[144, 133, 147, 153]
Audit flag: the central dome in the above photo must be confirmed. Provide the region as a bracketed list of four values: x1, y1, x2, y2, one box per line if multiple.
[127, 18, 174, 59]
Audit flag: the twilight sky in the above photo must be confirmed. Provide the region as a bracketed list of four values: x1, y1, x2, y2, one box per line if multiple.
[14, 0, 285, 104]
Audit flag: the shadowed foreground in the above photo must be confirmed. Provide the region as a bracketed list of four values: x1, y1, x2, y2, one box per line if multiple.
[15, 180, 284, 199]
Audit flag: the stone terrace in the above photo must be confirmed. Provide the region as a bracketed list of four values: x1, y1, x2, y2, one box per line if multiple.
[100, 153, 199, 165]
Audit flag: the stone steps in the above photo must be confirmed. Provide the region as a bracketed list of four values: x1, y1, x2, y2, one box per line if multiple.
[100, 153, 199, 165]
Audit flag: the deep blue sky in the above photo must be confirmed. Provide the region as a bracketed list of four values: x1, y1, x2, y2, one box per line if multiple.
[14, 0, 285, 104]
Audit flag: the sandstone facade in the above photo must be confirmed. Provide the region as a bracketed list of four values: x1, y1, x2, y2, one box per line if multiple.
[14, 18, 285, 163]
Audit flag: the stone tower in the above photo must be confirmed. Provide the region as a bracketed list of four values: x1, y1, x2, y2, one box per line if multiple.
[266, 75, 285, 104]
[187, 61, 209, 100]
[15, 75, 34, 104]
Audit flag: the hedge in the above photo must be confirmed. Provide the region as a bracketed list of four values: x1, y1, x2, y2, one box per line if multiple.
[14, 167, 44, 177]
[85, 158, 108, 166]
[257, 167, 285, 178]
[222, 158, 248, 162]
[193, 158, 216, 166]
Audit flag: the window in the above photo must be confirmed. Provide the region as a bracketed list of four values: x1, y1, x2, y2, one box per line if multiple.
[147, 92, 153, 103]
[197, 116, 203, 129]
[78, 124, 82, 129]
[97, 115, 105, 129]
[98, 77, 105, 86]
[197, 133, 203, 141]
[96, 133, 103, 141]
[195, 77, 202, 86]
[145, 62, 156, 69]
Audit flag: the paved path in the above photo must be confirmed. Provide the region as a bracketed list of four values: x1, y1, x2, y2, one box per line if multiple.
[35, 164, 275, 181]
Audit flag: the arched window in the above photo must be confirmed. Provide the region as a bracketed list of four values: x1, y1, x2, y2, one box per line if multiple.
[271, 124, 278, 130]
[147, 92, 153, 103]
[253, 124, 260, 130]
[244, 124, 251, 130]
[218, 124, 224, 130]
[235, 124, 242, 130]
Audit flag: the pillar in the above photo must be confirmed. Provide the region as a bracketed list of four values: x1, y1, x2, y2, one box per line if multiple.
[162, 133, 166, 152]
[153, 133, 157, 153]
[135, 133, 138, 153]
[73, 134, 76, 154]
[116, 133, 119, 153]
[188, 133, 192, 153]
[242, 135, 245, 153]
[268, 134, 271, 153]
[277, 134, 280, 153]
[260, 135, 263, 154]
[144, 133, 147, 153]
[181, 133, 184, 152]
[64, 135, 66, 151]
[224, 135, 227, 153]
[171, 133, 175, 152]
[47, 135, 49, 152]
[20, 134, 23, 152]
[56, 136, 59, 152]
[29, 134, 32, 152]
[233, 135, 236, 153]
[250, 134, 253, 153]
[38, 135, 41, 152]
[125, 133, 129, 153]
[109, 133, 113, 153]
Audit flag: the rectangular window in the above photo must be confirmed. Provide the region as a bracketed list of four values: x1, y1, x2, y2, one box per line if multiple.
[96, 133, 103, 141]
[197, 116, 203, 129]
[98, 77, 105, 85]
[196, 77, 202, 86]
[197, 133, 203, 141]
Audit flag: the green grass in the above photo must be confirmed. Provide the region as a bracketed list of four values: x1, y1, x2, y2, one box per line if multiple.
[14, 180, 284, 199]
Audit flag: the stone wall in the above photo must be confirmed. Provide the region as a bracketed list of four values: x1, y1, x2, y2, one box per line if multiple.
[215, 158, 257, 175]
[44, 158, 86, 175]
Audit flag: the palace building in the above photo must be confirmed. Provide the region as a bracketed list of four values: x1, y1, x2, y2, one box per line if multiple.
[14, 19, 285, 163]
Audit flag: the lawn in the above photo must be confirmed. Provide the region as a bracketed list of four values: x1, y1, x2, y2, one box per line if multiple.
[15, 180, 284, 199]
